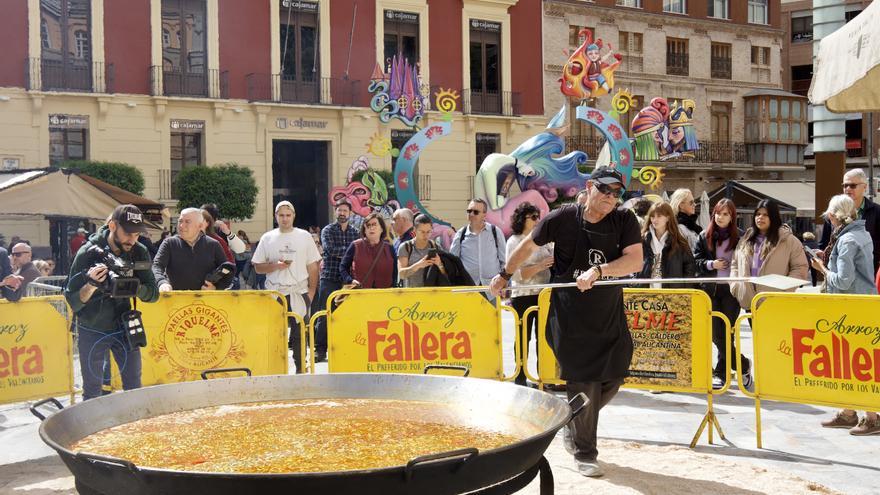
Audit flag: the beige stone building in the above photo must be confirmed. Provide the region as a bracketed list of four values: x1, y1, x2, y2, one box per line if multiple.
[541, 0, 805, 196]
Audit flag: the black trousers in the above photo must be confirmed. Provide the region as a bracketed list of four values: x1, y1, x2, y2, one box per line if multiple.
[566, 380, 623, 462]
[511, 294, 539, 384]
[710, 284, 748, 375]
[287, 293, 311, 373]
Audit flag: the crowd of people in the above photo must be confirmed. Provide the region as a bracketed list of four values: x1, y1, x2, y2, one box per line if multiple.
[3, 166, 880, 476]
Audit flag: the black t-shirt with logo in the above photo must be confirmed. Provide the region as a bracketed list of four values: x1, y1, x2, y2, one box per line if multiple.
[533, 205, 641, 276]
[531, 204, 642, 382]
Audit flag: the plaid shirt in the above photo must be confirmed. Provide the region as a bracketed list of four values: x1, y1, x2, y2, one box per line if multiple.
[320, 222, 360, 282]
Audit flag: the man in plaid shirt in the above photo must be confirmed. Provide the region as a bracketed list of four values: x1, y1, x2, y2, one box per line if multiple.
[313, 200, 359, 362]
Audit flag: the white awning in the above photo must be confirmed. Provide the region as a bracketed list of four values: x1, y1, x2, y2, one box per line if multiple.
[810, 1, 880, 112]
[714, 181, 816, 217]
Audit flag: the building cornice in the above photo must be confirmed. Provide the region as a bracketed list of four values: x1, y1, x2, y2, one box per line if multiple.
[544, 0, 785, 37]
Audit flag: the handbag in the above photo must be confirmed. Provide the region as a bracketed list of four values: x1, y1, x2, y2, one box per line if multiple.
[335, 242, 385, 304]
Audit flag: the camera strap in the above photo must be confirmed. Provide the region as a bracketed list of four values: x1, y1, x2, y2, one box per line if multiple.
[122, 297, 148, 348]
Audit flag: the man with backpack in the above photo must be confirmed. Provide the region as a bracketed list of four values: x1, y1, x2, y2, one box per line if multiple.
[450, 198, 506, 299]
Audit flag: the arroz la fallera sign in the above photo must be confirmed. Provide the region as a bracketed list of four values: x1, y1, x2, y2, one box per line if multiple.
[753, 293, 880, 411]
[328, 289, 502, 378]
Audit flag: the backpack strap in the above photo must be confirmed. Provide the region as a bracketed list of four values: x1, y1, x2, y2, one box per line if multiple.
[456, 227, 467, 256]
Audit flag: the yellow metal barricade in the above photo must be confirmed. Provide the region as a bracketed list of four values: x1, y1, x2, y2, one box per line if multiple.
[531, 288, 728, 447]
[324, 287, 507, 379]
[135, 290, 289, 385]
[0, 296, 75, 405]
[737, 292, 880, 448]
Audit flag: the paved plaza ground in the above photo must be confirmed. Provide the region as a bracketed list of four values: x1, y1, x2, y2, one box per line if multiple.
[1, 313, 877, 494]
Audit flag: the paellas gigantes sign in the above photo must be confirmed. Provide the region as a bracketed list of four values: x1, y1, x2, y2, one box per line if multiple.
[0, 297, 72, 405]
[536, 289, 712, 392]
[135, 292, 289, 385]
[328, 289, 502, 378]
[753, 293, 880, 411]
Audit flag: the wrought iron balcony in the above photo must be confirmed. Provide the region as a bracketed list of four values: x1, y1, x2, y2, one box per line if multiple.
[462, 89, 522, 116]
[27, 58, 112, 93]
[711, 57, 732, 80]
[564, 136, 750, 164]
[151, 66, 228, 98]
[666, 53, 689, 77]
[245, 74, 360, 106]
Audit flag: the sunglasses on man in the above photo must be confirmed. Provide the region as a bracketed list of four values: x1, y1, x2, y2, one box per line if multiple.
[843, 182, 865, 190]
[11, 252, 28, 257]
[594, 183, 625, 198]
[466, 209, 484, 215]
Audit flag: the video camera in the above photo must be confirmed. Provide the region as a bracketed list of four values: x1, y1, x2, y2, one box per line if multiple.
[85, 245, 151, 299]
[205, 262, 236, 290]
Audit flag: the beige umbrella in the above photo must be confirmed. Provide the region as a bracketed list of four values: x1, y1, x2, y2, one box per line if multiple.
[810, 1, 880, 112]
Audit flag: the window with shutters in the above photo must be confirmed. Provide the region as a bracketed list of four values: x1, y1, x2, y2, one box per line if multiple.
[748, 0, 768, 25]
[710, 102, 731, 143]
[710, 43, 731, 79]
[384, 10, 419, 66]
[666, 38, 688, 76]
[616, 0, 641, 7]
[663, 0, 686, 14]
[618, 31, 643, 72]
[568, 26, 593, 47]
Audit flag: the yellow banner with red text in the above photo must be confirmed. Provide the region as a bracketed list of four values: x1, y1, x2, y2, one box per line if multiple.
[327, 288, 503, 379]
[751, 293, 880, 410]
[536, 288, 713, 392]
[135, 291, 289, 385]
[0, 297, 73, 404]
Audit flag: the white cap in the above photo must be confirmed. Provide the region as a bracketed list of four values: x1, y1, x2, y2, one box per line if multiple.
[274, 200, 295, 214]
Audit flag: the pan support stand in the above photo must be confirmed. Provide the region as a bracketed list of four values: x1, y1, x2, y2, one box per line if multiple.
[468, 456, 553, 495]
[689, 392, 725, 448]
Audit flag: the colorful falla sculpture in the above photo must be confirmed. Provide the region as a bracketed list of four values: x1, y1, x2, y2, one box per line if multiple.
[559, 29, 622, 100]
[368, 55, 429, 128]
[630, 97, 699, 161]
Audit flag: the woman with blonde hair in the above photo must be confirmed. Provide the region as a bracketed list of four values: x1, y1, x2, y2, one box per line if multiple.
[638, 202, 695, 288]
[811, 194, 878, 435]
[669, 188, 700, 250]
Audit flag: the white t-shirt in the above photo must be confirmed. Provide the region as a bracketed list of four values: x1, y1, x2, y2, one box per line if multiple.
[252, 228, 321, 297]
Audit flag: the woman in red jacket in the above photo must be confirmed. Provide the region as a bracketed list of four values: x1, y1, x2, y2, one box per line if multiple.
[340, 213, 397, 289]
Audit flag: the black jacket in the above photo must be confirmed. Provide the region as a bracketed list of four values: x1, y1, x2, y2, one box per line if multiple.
[639, 231, 696, 288]
[694, 228, 743, 296]
[63, 226, 159, 331]
[820, 197, 880, 272]
[423, 251, 475, 287]
[152, 234, 228, 290]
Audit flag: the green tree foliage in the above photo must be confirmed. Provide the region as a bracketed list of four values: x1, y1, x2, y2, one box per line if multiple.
[175, 163, 258, 221]
[60, 160, 145, 195]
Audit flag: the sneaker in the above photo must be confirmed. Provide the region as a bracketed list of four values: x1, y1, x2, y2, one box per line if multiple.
[577, 460, 604, 477]
[850, 416, 880, 436]
[821, 411, 859, 429]
[712, 375, 724, 390]
[739, 359, 753, 391]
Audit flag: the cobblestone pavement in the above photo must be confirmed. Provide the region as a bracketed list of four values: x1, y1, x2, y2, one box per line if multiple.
[1, 312, 876, 494]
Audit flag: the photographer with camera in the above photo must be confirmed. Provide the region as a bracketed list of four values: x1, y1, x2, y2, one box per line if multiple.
[64, 205, 159, 400]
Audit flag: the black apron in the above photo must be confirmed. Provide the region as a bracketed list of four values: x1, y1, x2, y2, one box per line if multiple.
[546, 205, 634, 382]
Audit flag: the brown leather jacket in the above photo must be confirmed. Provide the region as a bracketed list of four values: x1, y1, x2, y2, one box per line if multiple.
[730, 226, 809, 309]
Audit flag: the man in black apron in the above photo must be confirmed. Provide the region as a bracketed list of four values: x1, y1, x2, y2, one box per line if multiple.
[490, 167, 642, 477]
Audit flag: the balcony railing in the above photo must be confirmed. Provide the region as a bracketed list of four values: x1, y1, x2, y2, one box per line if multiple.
[27, 58, 113, 93]
[245, 73, 360, 106]
[151, 66, 228, 98]
[666, 53, 689, 76]
[711, 57, 732, 79]
[565, 137, 750, 164]
[620, 54, 644, 73]
[462, 89, 522, 116]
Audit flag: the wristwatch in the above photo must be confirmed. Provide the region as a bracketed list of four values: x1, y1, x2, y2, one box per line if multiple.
[499, 269, 513, 281]
[593, 265, 603, 278]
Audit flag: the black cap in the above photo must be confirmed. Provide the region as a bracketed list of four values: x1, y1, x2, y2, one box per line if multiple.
[589, 167, 626, 189]
[112, 204, 148, 234]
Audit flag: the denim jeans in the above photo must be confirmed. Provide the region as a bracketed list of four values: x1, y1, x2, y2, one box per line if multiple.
[77, 323, 142, 400]
[312, 279, 343, 355]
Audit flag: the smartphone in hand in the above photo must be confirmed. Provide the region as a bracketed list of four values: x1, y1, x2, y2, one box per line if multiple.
[427, 248, 438, 259]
